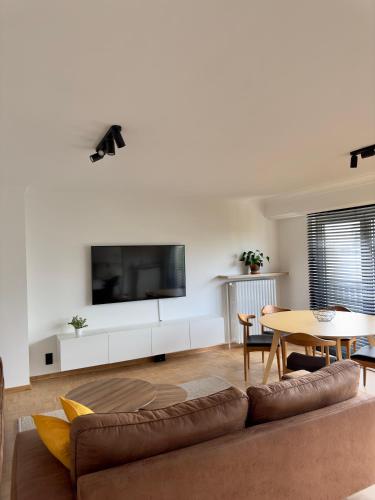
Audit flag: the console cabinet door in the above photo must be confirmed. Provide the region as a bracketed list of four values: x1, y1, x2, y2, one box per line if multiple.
[108, 328, 152, 363]
[59, 334, 108, 371]
[152, 321, 190, 355]
[190, 317, 225, 349]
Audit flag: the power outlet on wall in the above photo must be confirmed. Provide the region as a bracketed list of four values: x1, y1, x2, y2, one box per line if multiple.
[45, 353, 53, 365]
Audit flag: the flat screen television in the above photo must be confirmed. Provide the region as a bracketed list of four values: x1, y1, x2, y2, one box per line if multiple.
[91, 245, 186, 305]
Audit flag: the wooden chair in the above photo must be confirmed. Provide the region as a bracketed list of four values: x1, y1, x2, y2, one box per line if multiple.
[238, 313, 281, 382]
[351, 346, 375, 387]
[330, 305, 356, 359]
[281, 333, 337, 375]
[260, 305, 291, 362]
[261, 305, 291, 334]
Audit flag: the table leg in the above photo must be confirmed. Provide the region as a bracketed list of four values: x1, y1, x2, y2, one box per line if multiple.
[368, 335, 375, 347]
[262, 330, 281, 384]
[336, 338, 342, 361]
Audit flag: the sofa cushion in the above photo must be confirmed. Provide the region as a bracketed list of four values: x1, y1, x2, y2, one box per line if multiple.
[246, 359, 359, 425]
[286, 351, 336, 372]
[11, 430, 74, 500]
[71, 386, 248, 483]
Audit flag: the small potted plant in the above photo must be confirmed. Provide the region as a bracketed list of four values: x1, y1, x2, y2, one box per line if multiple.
[239, 250, 270, 274]
[68, 315, 88, 337]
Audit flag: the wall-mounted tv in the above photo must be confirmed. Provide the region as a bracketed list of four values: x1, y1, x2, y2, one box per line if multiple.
[91, 245, 186, 305]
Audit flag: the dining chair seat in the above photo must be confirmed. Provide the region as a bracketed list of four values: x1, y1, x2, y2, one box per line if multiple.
[246, 334, 275, 347]
[351, 345, 375, 387]
[351, 345, 375, 363]
[287, 352, 336, 372]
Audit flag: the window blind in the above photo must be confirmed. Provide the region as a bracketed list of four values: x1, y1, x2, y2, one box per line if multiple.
[307, 204, 375, 315]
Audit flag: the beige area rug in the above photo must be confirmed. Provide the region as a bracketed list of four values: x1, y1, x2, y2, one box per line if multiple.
[18, 376, 232, 433]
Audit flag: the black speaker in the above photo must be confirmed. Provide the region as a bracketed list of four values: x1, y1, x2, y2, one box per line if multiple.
[153, 354, 166, 363]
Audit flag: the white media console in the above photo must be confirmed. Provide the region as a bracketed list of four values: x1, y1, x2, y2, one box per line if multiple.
[57, 315, 225, 372]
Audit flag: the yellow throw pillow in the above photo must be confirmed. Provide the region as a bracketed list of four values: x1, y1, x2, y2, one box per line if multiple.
[60, 396, 93, 422]
[33, 398, 93, 469]
[32, 415, 71, 469]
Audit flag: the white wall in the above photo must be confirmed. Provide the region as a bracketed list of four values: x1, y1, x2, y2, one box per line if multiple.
[26, 189, 280, 376]
[0, 188, 30, 388]
[262, 177, 375, 219]
[277, 216, 309, 310]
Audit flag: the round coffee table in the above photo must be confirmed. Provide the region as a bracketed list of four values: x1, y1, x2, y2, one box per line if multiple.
[142, 384, 187, 410]
[66, 378, 188, 412]
[66, 378, 156, 412]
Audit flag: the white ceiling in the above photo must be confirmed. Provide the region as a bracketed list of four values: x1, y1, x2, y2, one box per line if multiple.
[1, 0, 375, 197]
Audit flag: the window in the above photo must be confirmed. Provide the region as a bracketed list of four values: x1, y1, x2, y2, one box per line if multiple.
[308, 204, 375, 315]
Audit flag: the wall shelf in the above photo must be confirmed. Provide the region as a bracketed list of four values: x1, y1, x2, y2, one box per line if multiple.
[217, 272, 288, 282]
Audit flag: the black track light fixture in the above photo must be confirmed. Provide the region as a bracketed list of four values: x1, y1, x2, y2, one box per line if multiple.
[350, 154, 358, 168]
[112, 125, 126, 148]
[89, 150, 105, 163]
[106, 134, 115, 156]
[349, 144, 375, 168]
[89, 125, 126, 163]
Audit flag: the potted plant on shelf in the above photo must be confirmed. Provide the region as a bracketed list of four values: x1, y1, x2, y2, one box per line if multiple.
[68, 315, 88, 337]
[239, 250, 270, 274]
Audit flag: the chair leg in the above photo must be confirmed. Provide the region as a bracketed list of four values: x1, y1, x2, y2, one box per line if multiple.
[363, 366, 367, 387]
[353, 338, 357, 352]
[243, 348, 248, 382]
[276, 347, 281, 380]
[262, 351, 264, 363]
[281, 340, 287, 376]
[248, 350, 250, 369]
[346, 344, 351, 360]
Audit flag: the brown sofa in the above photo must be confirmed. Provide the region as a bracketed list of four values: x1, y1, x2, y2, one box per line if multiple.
[12, 361, 375, 500]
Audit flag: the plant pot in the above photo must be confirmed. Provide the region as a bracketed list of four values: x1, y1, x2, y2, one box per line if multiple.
[75, 328, 83, 337]
[250, 264, 260, 274]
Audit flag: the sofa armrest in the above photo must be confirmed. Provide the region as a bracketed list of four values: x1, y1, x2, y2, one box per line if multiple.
[77, 395, 375, 500]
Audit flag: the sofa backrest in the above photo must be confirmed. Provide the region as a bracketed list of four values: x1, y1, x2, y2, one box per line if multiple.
[76, 394, 375, 500]
[247, 359, 359, 425]
[70, 386, 248, 483]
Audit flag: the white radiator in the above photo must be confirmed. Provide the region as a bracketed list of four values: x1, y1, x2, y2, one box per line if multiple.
[227, 279, 277, 343]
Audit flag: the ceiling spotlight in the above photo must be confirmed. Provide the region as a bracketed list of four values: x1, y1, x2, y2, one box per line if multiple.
[350, 155, 358, 168]
[360, 147, 375, 159]
[89, 150, 105, 163]
[89, 125, 126, 163]
[112, 125, 126, 148]
[349, 144, 375, 168]
[106, 134, 115, 156]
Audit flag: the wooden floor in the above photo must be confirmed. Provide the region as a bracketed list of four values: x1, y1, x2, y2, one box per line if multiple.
[2, 347, 374, 500]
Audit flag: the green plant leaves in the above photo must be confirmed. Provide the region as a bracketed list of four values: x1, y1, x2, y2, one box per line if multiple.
[239, 250, 270, 267]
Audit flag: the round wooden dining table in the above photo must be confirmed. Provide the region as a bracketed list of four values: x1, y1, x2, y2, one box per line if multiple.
[259, 310, 375, 384]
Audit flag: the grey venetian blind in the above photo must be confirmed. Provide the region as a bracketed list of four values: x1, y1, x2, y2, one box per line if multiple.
[307, 204, 375, 315]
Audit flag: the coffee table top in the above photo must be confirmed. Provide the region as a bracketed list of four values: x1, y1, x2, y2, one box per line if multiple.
[66, 378, 188, 413]
[142, 384, 187, 410]
[66, 378, 156, 412]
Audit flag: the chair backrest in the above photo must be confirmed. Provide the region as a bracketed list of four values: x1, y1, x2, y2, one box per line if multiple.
[261, 305, 291, 315]
[237, 313, 256, 343]
[260, 305, 291, 334]
[330, 304, 351, 312]
[281, 333, 336, 372]
[237, 313, 255, 326]
[282, 333, 336, 348]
